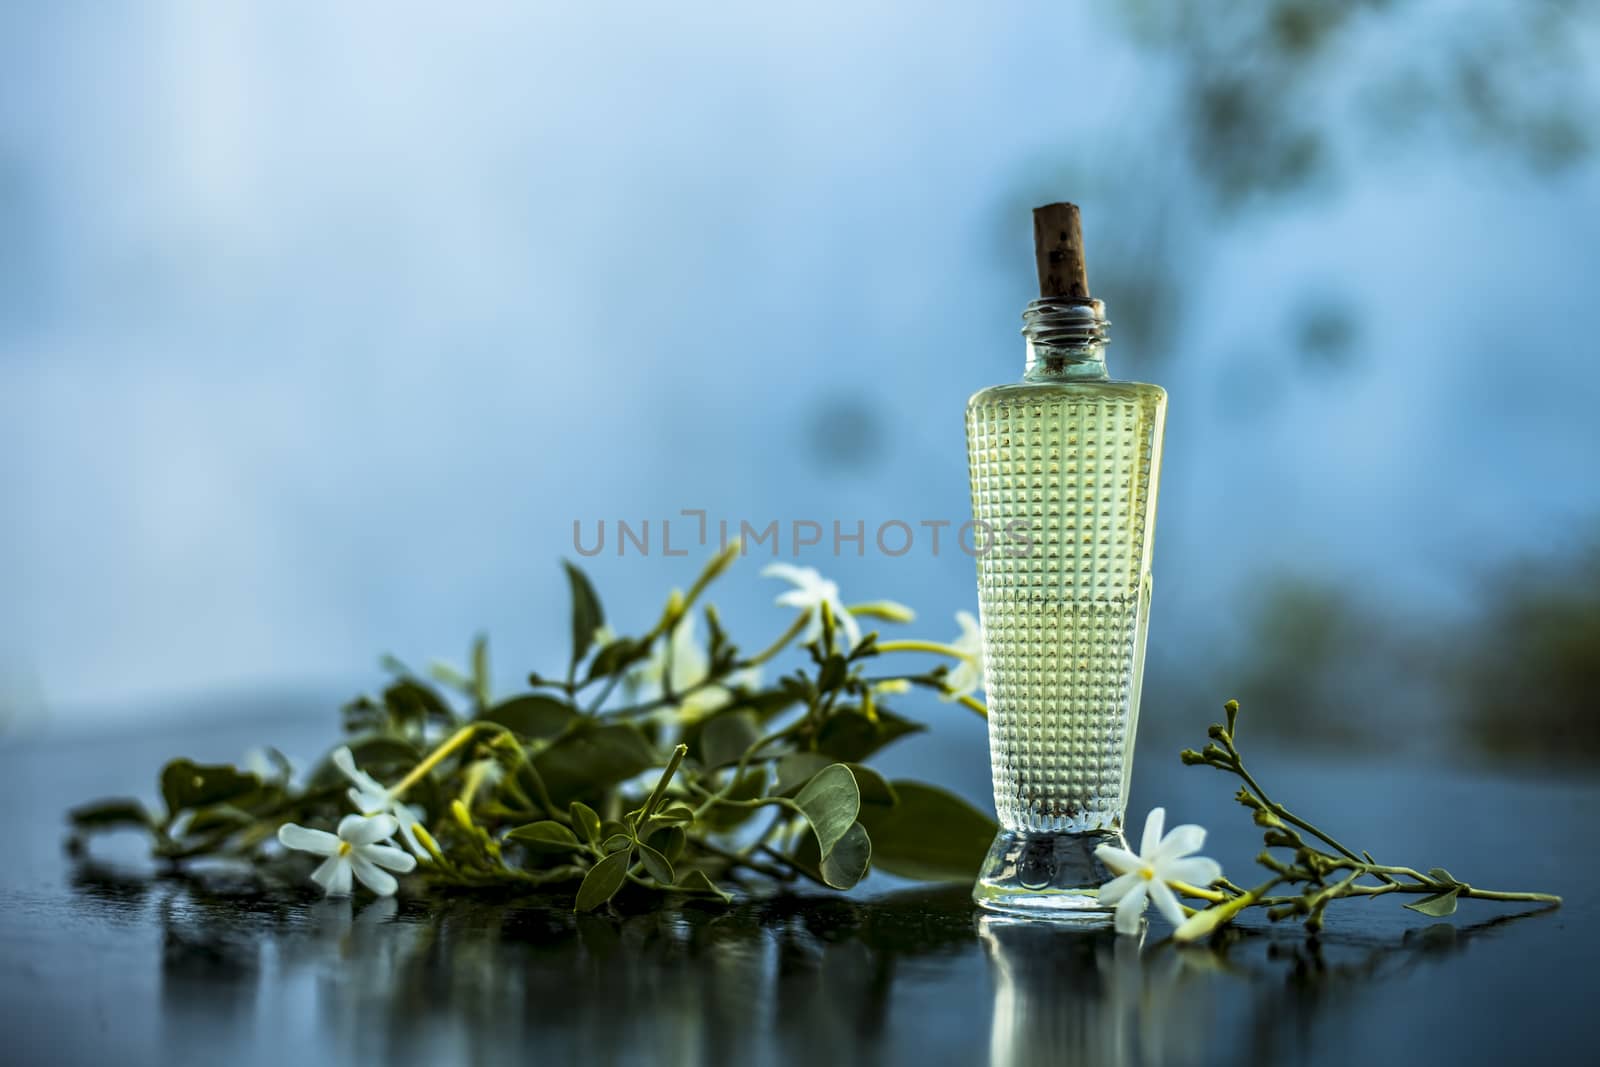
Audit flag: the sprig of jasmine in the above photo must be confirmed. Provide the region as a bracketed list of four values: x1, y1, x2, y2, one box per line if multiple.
[1159, 701, 1562, 941]
[67, 547, 999, 910]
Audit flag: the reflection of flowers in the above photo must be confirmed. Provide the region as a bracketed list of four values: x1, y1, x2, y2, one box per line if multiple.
[333, 746, 428, 860]
[278, 814, 417, 897]
[1096, 808, 1222, 936]
[940, 612, 984, 701]
[761, 563, 861, 651]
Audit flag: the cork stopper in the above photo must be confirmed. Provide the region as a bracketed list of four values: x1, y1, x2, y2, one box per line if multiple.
[1032, 202, 1090, 300]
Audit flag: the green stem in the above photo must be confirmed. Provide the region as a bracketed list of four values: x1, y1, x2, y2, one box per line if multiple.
[876, 639, 967, 658]
[639, 744, 688, 822]
[1461, 888, 1563, 904]
[741, 611, 810, 667]
[585, 671, 624, 715]
[956, 693, 989, 719]
[390, 723, 481, 799]
[690, 835, 794, 880]
[1222, 742, 1391, 883]
[1174, 875, 1284, 942]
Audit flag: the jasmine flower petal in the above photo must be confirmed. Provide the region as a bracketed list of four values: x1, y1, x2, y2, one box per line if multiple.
[312, 854, 353, 897]
[1147, 878, 1187, 928]
[277, 824, 340, 855]
[339, 813, 399, 845]
[1099, 807, 1224, 936]
[1098, 870, 1143, 905]
[1154, 824, 1207, 863]
[361, 844, 418, 872]
[349, 854, 398, 897]
[1141, 807, 1167, 857]
[1093, 845, 1144, 875]
[1164, 857, 1223, 888]
[1114, 882, 1148, 935]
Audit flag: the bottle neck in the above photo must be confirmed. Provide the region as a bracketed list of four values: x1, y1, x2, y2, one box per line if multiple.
[1021, 297, 1110, 381]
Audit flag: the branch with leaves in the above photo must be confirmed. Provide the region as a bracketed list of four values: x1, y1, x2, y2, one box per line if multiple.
[67, 545, 998, 911]
[1167, 701, 1561, 941]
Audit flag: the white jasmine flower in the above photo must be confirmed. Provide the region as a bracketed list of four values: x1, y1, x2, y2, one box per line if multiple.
[760, 563, 862, 651]
[635, 613, 759, 722]
[941, 611, 985, 701]
[333, 746, 428, 860]
[277, 813, 418, 897]
[1096, 808, 1222, 936]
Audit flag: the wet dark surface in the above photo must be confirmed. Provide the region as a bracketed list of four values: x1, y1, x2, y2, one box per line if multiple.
[2, 712, 1597, 1066]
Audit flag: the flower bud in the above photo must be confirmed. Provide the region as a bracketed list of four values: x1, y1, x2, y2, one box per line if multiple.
[849, 600, 916, 624]
[1179, 749, 1207, 765]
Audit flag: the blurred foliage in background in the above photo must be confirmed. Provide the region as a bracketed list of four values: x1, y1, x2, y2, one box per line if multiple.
[2, 1, 1595, 771]
[1005, 0, 1596, 378]
[1193, 534, 1600, 767]
[1074, 0, 1599, 766]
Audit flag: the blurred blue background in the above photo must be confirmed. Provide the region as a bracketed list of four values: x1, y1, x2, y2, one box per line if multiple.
[3, 2, 1597, 765]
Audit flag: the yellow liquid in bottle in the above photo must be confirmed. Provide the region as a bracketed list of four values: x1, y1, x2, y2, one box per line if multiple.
[966, 379, 1166, 834]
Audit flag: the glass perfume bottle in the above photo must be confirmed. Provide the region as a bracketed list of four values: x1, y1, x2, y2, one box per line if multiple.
[967, 203, 1167, 917]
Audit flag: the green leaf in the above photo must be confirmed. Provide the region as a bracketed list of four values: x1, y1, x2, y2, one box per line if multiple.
[532, 722, 656, 806]
[817, 653, 848, 691]
[737, 687, 803, 720]
[856, 781, 997, 882]
[814, 706, 925, 762]
[564, 560, 605, 668]
[159, 760, 261, 817]
[1404, 887, 1461, 917]
[775, 752, 834, 796]
[821, 822, 873, 889]
[570, 801, 602, 847]
[587, 638, 650, 682]
[699, 711, 760, 769]
[184, 805, 255, 835]
[341, 694, 386, 734]
[676, 868, 732, 903]
[575, 848, 632, 912]
[505, 820, 583, 852]
[649, 825, 687, 863]
[602, 833, 633, 854]
[792, 764, 861, 859]
[383, 679, 455, 729]
[791, 820, 873, 889]
[843, 763, 897, 807]
[638, 841, 676, 884]
[471, 634, 491, 708]
[68, 799, 152, 830]
[653, 804, 696, 825]
[480, 694, 580, 739]
[1427, 867, 1460, 887]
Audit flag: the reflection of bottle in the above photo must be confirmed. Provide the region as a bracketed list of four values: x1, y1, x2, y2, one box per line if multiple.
[968, 204, 1167, 916]
[979, 916, 1140, 1067]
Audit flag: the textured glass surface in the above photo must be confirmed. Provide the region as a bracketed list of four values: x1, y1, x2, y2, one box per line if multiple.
[966, 379, 1166, 834]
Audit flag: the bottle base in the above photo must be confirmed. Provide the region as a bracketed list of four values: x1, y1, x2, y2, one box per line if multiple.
[972, 826, 1126, 921]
